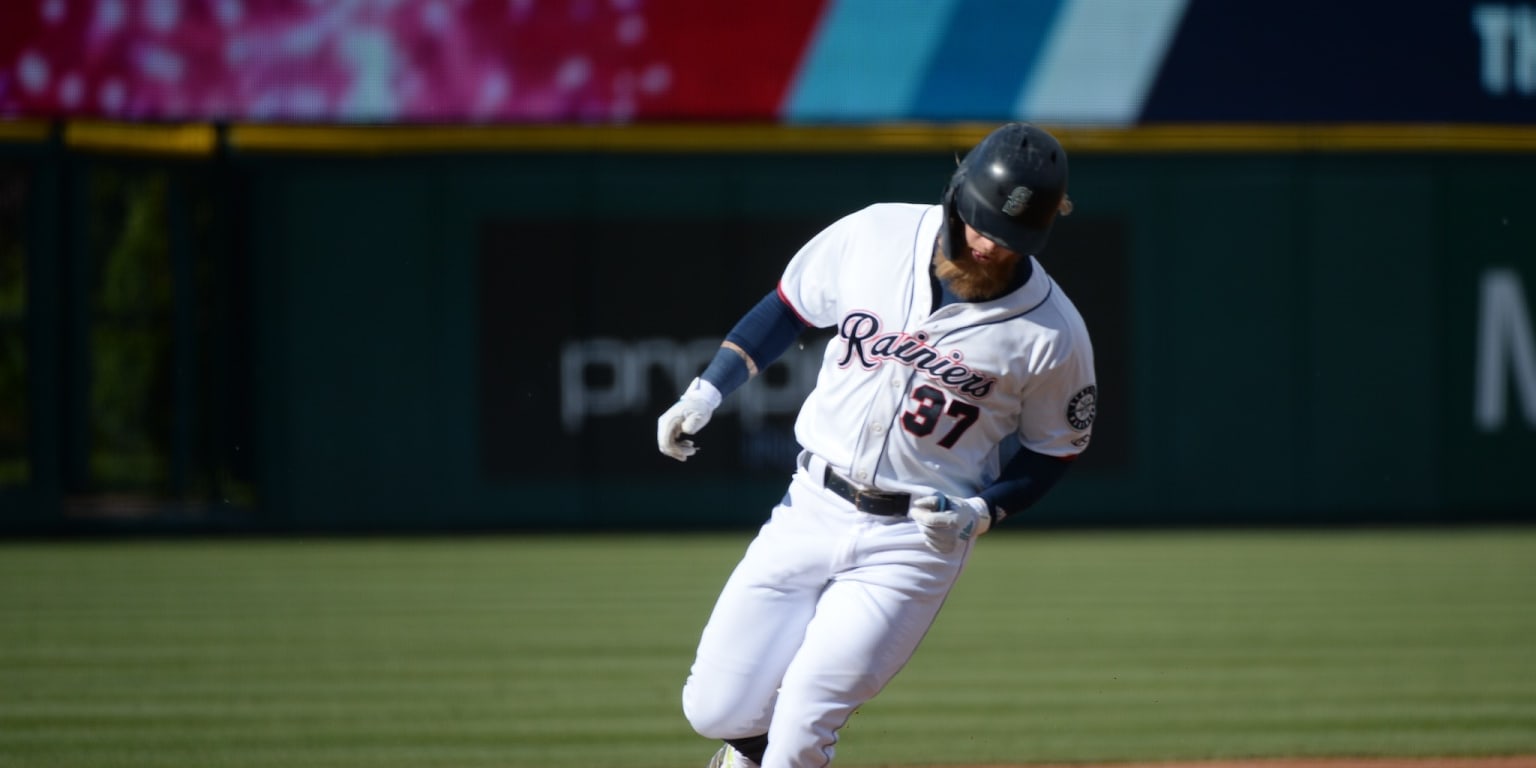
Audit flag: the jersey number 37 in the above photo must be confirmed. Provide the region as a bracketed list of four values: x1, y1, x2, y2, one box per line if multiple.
[901, 384, 979, 449]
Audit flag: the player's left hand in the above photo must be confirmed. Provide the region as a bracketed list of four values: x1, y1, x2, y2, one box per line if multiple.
[909, 494, 991, 553]
[657, 378, 723, 462]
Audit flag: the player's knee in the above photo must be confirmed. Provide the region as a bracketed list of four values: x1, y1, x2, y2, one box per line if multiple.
[681, 681, 730, 736]
[682, 678, 762, 738]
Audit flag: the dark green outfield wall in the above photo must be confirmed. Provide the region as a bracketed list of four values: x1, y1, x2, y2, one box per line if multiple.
[2, 141, 1532, 531]
[231, 150, 1535, 530]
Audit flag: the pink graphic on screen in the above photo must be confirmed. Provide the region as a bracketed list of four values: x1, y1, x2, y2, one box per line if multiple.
[0, 0, 825, 122]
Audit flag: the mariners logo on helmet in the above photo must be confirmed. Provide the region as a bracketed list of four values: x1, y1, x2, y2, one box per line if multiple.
[1002, 186, 1032, 217]
[1067, 385, 1097, 430]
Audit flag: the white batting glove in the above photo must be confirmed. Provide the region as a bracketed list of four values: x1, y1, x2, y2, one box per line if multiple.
[909, 494, 992, 554]
[657, 378, 723, 462]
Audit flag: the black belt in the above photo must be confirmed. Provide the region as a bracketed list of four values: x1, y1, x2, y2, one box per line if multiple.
[819, 466, 911, 517]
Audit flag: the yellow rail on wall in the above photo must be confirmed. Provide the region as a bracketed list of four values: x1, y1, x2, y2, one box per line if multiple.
[0, 120, 50, 142]
[7, 120, 1536, 155]
[227, 122, 1536, 154]
[225, 122, 1000, 154]
[1054, 123, 1536, 153]
[64, 121, 218, 156]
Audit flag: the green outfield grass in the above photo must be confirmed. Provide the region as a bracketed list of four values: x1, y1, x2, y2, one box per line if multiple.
[1, 528, 1533, 768]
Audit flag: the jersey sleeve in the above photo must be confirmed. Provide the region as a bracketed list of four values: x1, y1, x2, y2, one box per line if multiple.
[1017, 329, 1097, 459]
[776, 208, 863, 329]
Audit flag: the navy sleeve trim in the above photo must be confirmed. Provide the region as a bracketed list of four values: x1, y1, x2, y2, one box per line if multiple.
[978, 447, 1074, 525]
[700, 291, 811, 398]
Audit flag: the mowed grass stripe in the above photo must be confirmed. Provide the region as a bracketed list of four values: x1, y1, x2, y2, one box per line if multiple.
[863, 528, 1536, 765]
[1, 529, 1532, 768]
[1, 536, 721, 768]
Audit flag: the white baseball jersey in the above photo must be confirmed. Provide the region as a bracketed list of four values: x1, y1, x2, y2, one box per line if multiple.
[777, 202, 1096, 501]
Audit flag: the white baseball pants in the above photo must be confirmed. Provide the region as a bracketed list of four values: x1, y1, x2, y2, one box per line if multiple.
[681, 456, 973, 768]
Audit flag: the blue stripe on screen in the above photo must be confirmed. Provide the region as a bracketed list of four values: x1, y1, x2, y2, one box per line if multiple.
[909, 0, 1062, 120]
[782, 0, 962, 122]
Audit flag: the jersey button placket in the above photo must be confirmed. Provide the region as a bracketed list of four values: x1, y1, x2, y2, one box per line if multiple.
[853, 368, 903, 485]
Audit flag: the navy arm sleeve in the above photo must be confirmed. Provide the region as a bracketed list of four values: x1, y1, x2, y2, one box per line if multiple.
[699, 290, 811, 398]
[978, 447, 1075, 525]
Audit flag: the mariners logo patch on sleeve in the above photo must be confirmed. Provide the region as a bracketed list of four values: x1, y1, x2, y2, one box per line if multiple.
[1067, 385, 1097, 430]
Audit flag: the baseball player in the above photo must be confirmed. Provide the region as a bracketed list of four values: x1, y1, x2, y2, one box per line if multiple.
[656, 122, 1096, 768]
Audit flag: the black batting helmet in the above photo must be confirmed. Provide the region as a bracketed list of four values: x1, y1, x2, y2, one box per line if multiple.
[943, 122, 1068, 258]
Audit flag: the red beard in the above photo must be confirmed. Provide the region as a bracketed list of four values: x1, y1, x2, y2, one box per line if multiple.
[933, 246, 1021, 301]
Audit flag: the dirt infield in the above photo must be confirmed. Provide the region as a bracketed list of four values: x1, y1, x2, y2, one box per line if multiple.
[927, 759, 1536, 768]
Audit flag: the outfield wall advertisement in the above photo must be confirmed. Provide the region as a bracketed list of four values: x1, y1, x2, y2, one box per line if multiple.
[1476, 269, 1536, 436]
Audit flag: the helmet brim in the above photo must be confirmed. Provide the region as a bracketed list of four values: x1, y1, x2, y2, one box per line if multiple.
[955, 183, 1055, 257]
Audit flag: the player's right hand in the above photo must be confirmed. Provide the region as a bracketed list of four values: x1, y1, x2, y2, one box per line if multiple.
[657, 378, 722, 462]
[909, 494, 991, 553]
